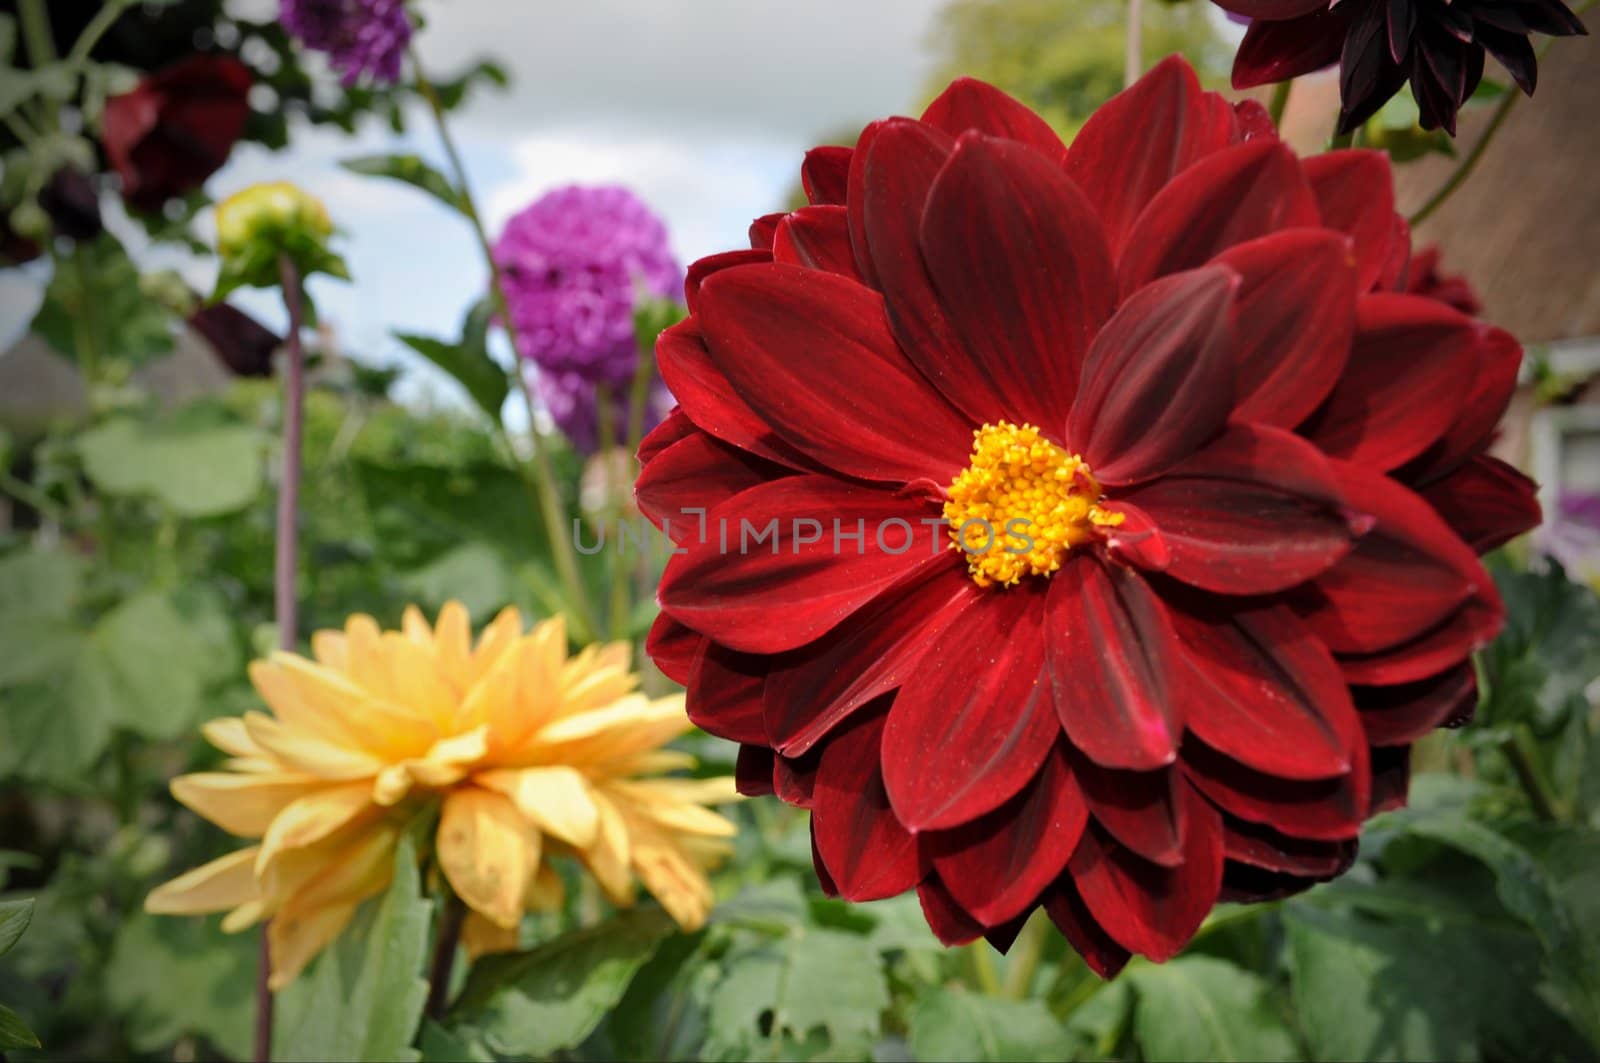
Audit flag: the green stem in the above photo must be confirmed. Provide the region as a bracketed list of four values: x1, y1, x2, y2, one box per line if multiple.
[0, 470, 63, 520]
[1267, 80, 1292, 127]
[624, 340, 655, 460]
[1001, 909, 1049, 999]
[967, 942, 1002, 996]
[69, 243, 104, 388]
[594, 382, 629, 641]
[66, 0, 132, 66]
[1328, 129, 1355, 149]
[16, 0, 57, 127]
[410, 49, 598, 642]
[1409, 89, 1518, 226]
[1502, 728, 1562, 822]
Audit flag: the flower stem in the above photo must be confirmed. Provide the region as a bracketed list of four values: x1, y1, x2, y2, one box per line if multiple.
[65, 0, 133, 66]
[275, 255, 306, 653]
[425, 891, 468, 1020]
[409, 48, 598, 642]
[594, 383, 631, 642]
[1001, 910, 1050, 999]
[967, 941, 1002, 996]
[1501, 728, 1562, 822]
[1328, 129, 1355, 149]
[1124, 0, 1143, 88]
[1268, 80, 1293, 127]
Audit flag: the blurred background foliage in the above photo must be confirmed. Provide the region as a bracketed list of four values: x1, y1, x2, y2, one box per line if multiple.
[1, 0, 1598, 1061]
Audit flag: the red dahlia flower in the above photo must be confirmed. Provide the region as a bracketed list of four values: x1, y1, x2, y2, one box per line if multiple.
[102, 55, 252, 212]
[637, 56, 1539, 974]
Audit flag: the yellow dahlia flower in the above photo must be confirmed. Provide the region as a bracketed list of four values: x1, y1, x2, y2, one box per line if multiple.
[146, 603, 737, 988]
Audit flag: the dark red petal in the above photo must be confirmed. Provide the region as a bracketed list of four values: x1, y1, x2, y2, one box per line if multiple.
[1337, 586, 1503, 685]
[920, 132, 1118, 430]
[1074, 759, 1186, 868]
[1369, 745, 1411, 813]
[918, 875, 985, 945]
[656, 320, 812, 466]
[1219, 863, 1326, 904]
[699, 262, 971, 484]
[930, 745, 1088, 925]
[1302, 150, 1396, 292]
[882, 586, 1057, 831]
[1419, 456, 1541, 554]
[635, 430, 783, 540]
[920, 77, 1066, 159]
[811, 822, 839, 897]
[1378, 213, 1413, 292]
[1233, 99, 1278, 141]
[748, 212, 784, 251]
[1169, 601, 1361, 781]
[984, 915, 1030, 953]
[764, 568, 978, 756]
[1214, 0, 1330, 17]
[637, 406, 693, 466]
[736, 745, 776, 797]
[1297, 462, 1484, 654]
[1062, 55, 1240, 255]
[659, 476, 945, 654]
[685, 249, 771, 315]
[1409, 325, 1523, 481]
[801, 145, 853, 206]
[1184, 737, 1371, 842]
[1068, 782, 1224, 962]
[1224, 817, 1357, 877]
[1233, 12, 1348, 89]
[812, 709, 923, 901]
[686, 642, 768, 744]
[774, 751, 819, 808]
[1119, 424, 1354, 594]
[645, 611, 703, 686]
[1048, 555, 1181, 771]
[772, 205, 861, 281]
[1214, 230, 1357, 429]
[1300, 294, 1478, 471]
[1355, 662, 1477, 746]
[1101, 500, 1173, 572]
[1044, 880, 1132, 978]
[1070, 265, 1237, 485]
[1116, 140, 1319, 296]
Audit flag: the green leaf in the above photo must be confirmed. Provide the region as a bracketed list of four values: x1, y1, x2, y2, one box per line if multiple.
[105, 913, 256, 1060]
[0, 548, 84, 687]
[1125, 956, 1300, 1063]
[417, 1020, 494, 1062]
[394, 300, 508, 420]
[0, 898, 33, 956]
[907, 988, 1073, 1062]
[453, 907, 675, 1057]
[401, 541, 515, 623]
[341, 153, 468, 215]
[77, 413, 265, 517]
[275, 834, 433, 1062]
[0, 1002, 39, 1051]
[30, 234, 175, 367]
[1481, 564, 1600, 731]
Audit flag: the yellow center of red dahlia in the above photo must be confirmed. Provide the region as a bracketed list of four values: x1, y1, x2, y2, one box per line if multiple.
[942, 421, 1123, 588]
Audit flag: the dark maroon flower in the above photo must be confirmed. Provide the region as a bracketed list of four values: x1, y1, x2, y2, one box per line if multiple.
[102, 55, 252, 212]
[1223, 0, 1586, 135]
[1401, 245, 1483, 316]
[188, 301, 281, 377]
[37, 167, 103, 242]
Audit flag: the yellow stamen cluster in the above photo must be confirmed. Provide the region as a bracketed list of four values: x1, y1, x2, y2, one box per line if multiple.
[943, 421, 1123, 587]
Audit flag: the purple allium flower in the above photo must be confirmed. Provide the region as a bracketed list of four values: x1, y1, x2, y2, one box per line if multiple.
[280, 0, 413, 87]
[535, 368, 674, 455]
[494, 185, 682, 382]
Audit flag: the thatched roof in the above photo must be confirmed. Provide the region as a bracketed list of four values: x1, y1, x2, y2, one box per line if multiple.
[1270, 32, 1599, 344]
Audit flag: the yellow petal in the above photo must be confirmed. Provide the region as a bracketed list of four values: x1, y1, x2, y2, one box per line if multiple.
[343, 614, 398, 702]
[461, 909, 521, 960]
[529, 695, 691, 768]
[473, 766, 600, 848]
[468, 606, 524, 685]
[434, 601, 474, 692]
[559, 641, 637, 716]
[577, 789, 634, 905]
[268, 900, 358, 990]
[285, 823, 397, 912]
[310, 629, 348, 672]
[460, 636, 562, 754]
[257, 783, 375, 871]
[202, 716, 268, 760]
[146, 847, 262, 915]
[437, 787, 537, 929]
[221, 899, 267, 932]
[171, 772, 324, 837]
[382, 632, 457, 730]
[243, 712, 383, 780]
[372, 764, 414, 807]
[632, 835, 714, 932]
[605, 780, 739, 838]
[402, 604, 432, 645]
[248, 656, 367, 745]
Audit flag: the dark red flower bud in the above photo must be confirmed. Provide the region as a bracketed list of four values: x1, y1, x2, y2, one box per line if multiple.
[187, 301, 281, 378]
[38, 166, 103, 242]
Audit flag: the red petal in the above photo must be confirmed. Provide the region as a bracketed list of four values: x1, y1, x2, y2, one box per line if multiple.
[1369, 745, 1411, 814]
[920, 77, 1065, 159]
[920, 132, 1118, 430]
[764, 568, 978, 756]
[1300, 294, 1478, 472]
[882, 586, 1057, 831]
[1410, 326, 1523, 481]
[1170, 601, 1361, 781]
[1233, 99, 1278, 141]
[1233, 10, 1350, 89]
[1062, 55, 1240, 255]
[1213, 230, 1357, 428]
[1337, 587, 1503, 685]
[810, 821, 839, 896]
[635, 430, 784, 541]
[1068, 782, 1224, 961]
[1302, 150, 1396, 293]
[1116, 140, 1319, 296]
[1070, 265, 1237, 485]
[1044, 880, 1131, 978]
[685, 249, 771, 315]
[1297, 462, 1484, 654]
[774, 750, 819, 807]
[1101, 500, 1173, 571]
[930, 745, 1088, 925]
[1419, 456, 1541, 554]
[918, 875, 984, 945]
[1184, 737, 1371, 842]
[1074, 759, 1187, 867]
[1224, 817, 1356, 877]
[1355, 662, 1477, 746]
[812, 709, 923, 901]
[698, 263, 971, 484]
[1215, 0, 1330, 17]
[1048, 555, 1181, 771]
[748, 212, 784, 250]
[637, 406, 693, 465]
[686, 642, 768, 744]
[645, 611, 703, 686]
[736, 745, 776, 797]
[1118, 424, 1354, 594]
[659, 476, 946, 654]
[772, 205, 861, 281]
[656, 320, 813, 466]
[801, 145, 852, 205]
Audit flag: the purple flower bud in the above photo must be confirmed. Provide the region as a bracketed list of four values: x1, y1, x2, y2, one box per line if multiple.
[280, 0, 413, 87]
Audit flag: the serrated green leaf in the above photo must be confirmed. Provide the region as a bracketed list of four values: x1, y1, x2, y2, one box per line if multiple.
[0, 898, 33, 956]
[1126, 956, 1299, 1063]
[77, 414, 264, 517]
[275, 834, 433, 1062]
[0, 1002, 39, 1050]
[417, 1020, 494, 1062]
[342, 153, 468, 215]
[454, 907, 675, 1057]
[908, 988, 1073, 1062]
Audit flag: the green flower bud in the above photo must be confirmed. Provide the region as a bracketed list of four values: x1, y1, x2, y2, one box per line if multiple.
[212, 181, 349, 301]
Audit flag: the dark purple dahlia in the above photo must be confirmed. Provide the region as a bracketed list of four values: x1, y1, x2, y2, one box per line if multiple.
[279, 0, 413, 86]
[1222, 0, 1586, 135]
